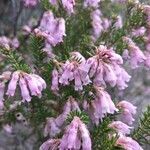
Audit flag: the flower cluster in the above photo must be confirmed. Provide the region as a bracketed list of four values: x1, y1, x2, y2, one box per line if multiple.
[40, 139, 60, 150]
[0, 36, 19, 50]
[116, 136, 143, 150]
[44, 97, 80, 137]
[109, 119, 143, 150]
[117, 100, 137, 125]
[59, 116, 91, 150]
[51, 52, 91, 91]
[42, 116, 92, 150]
[123, 36, 146, 68]
[34, 11, 66, 54]
[91, 9, 111, 41]
[51, 45, 131, 91]
[4, 71, 46, 102]
[83, 86, 118, 125]
[86, 45, 131, 90]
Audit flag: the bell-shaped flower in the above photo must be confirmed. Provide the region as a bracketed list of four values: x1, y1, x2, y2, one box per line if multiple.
[59, 116, 91, 150]
[116, 136, 143, 150]
[117, 101, 137, 125]
[108, 121, 132, 135]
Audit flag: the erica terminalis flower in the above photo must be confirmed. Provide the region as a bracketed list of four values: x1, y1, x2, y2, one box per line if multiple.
[59, 116, 91, 150]
[51, 52, 91, 91]
[83, 86, 118, 125]
[85, 45, 130, 90]
[108, 121, 132, 135]
[116, 136, 143, 150]
[117, 101, 137, 125]
[114, 15, 123, 29]
[62, 0, 76, 14]
[40, 139, 60, 150]
[34, 11, 66, 47]
[123, 36, 146, 68]
[6, 71, 46, 102]
[44, 97, 80, 137]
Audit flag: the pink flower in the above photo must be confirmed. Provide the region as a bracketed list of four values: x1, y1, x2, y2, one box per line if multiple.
[114, 65, 131, 90]
[49, 0, 58, 6]
[102, 18, 111, 31]
[131, 27, 146, 37]
[0, 36, 10, 49]
[79, 121, 92, 150]
[108, 121, 132, 135]
[143, 5, 150, 16]
[6, 71, 46, 101]
[59, 116, 91, 150]
[3, 124, 12, 134]
[0, 36, 19, 49]
[6, 71, 20, 97]
[123, 37, 146, 68]
[84, 87, 118, 125]
[40, 139, 60, 150]
[11, 38, 20, 49]
[22, 25, 32, 34]
[87, 45, 130, 90]
[19, 77, 31, 102]
[44, 97, 81, 137]
[22, 0, 38, 7]
[51, 68, 59, 91]
[35, 11, 66, 47]
[117, 101, 137, 125]
[53, 52, 91, 91]
[116, 136, 143, 150]
[62, 0, 75, 14]
[91, 9, 103, 41]
[24, 73, 46, 98]
[114, 15, 123, 29]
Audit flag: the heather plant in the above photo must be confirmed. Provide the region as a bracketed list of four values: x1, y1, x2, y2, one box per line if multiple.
[0, 0, 150, 149]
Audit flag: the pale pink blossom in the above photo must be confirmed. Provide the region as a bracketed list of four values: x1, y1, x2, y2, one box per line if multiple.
[3, 124, 12, 134]
[79, 121, 92, 150]
[52, 52, 91, 91]
[6, 71, 20, 97]
[49, 0, 58, 6]
[0, 36, 10, 49]
[40, 139, 60, 150]
[62, 0, 75, 14]
[91, 9, 103, 41]
[117, 101, 137, 125]
[131, 27, 146, 37]
[123, 37, 146, 68]
[35, 11, 66, 47]
[44, 97, 80, 137]
[116, 136, 143, 150]
[59, 116, 91, 150]
[19, 77, 31, 102]
[84, 87, 118, 125]
[11, 38, 20, 49]
[108, 121, 132, 135]
[87, 45, 130, 90]
[51, 68, 59, 91]
[114, 15, 123, 29]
